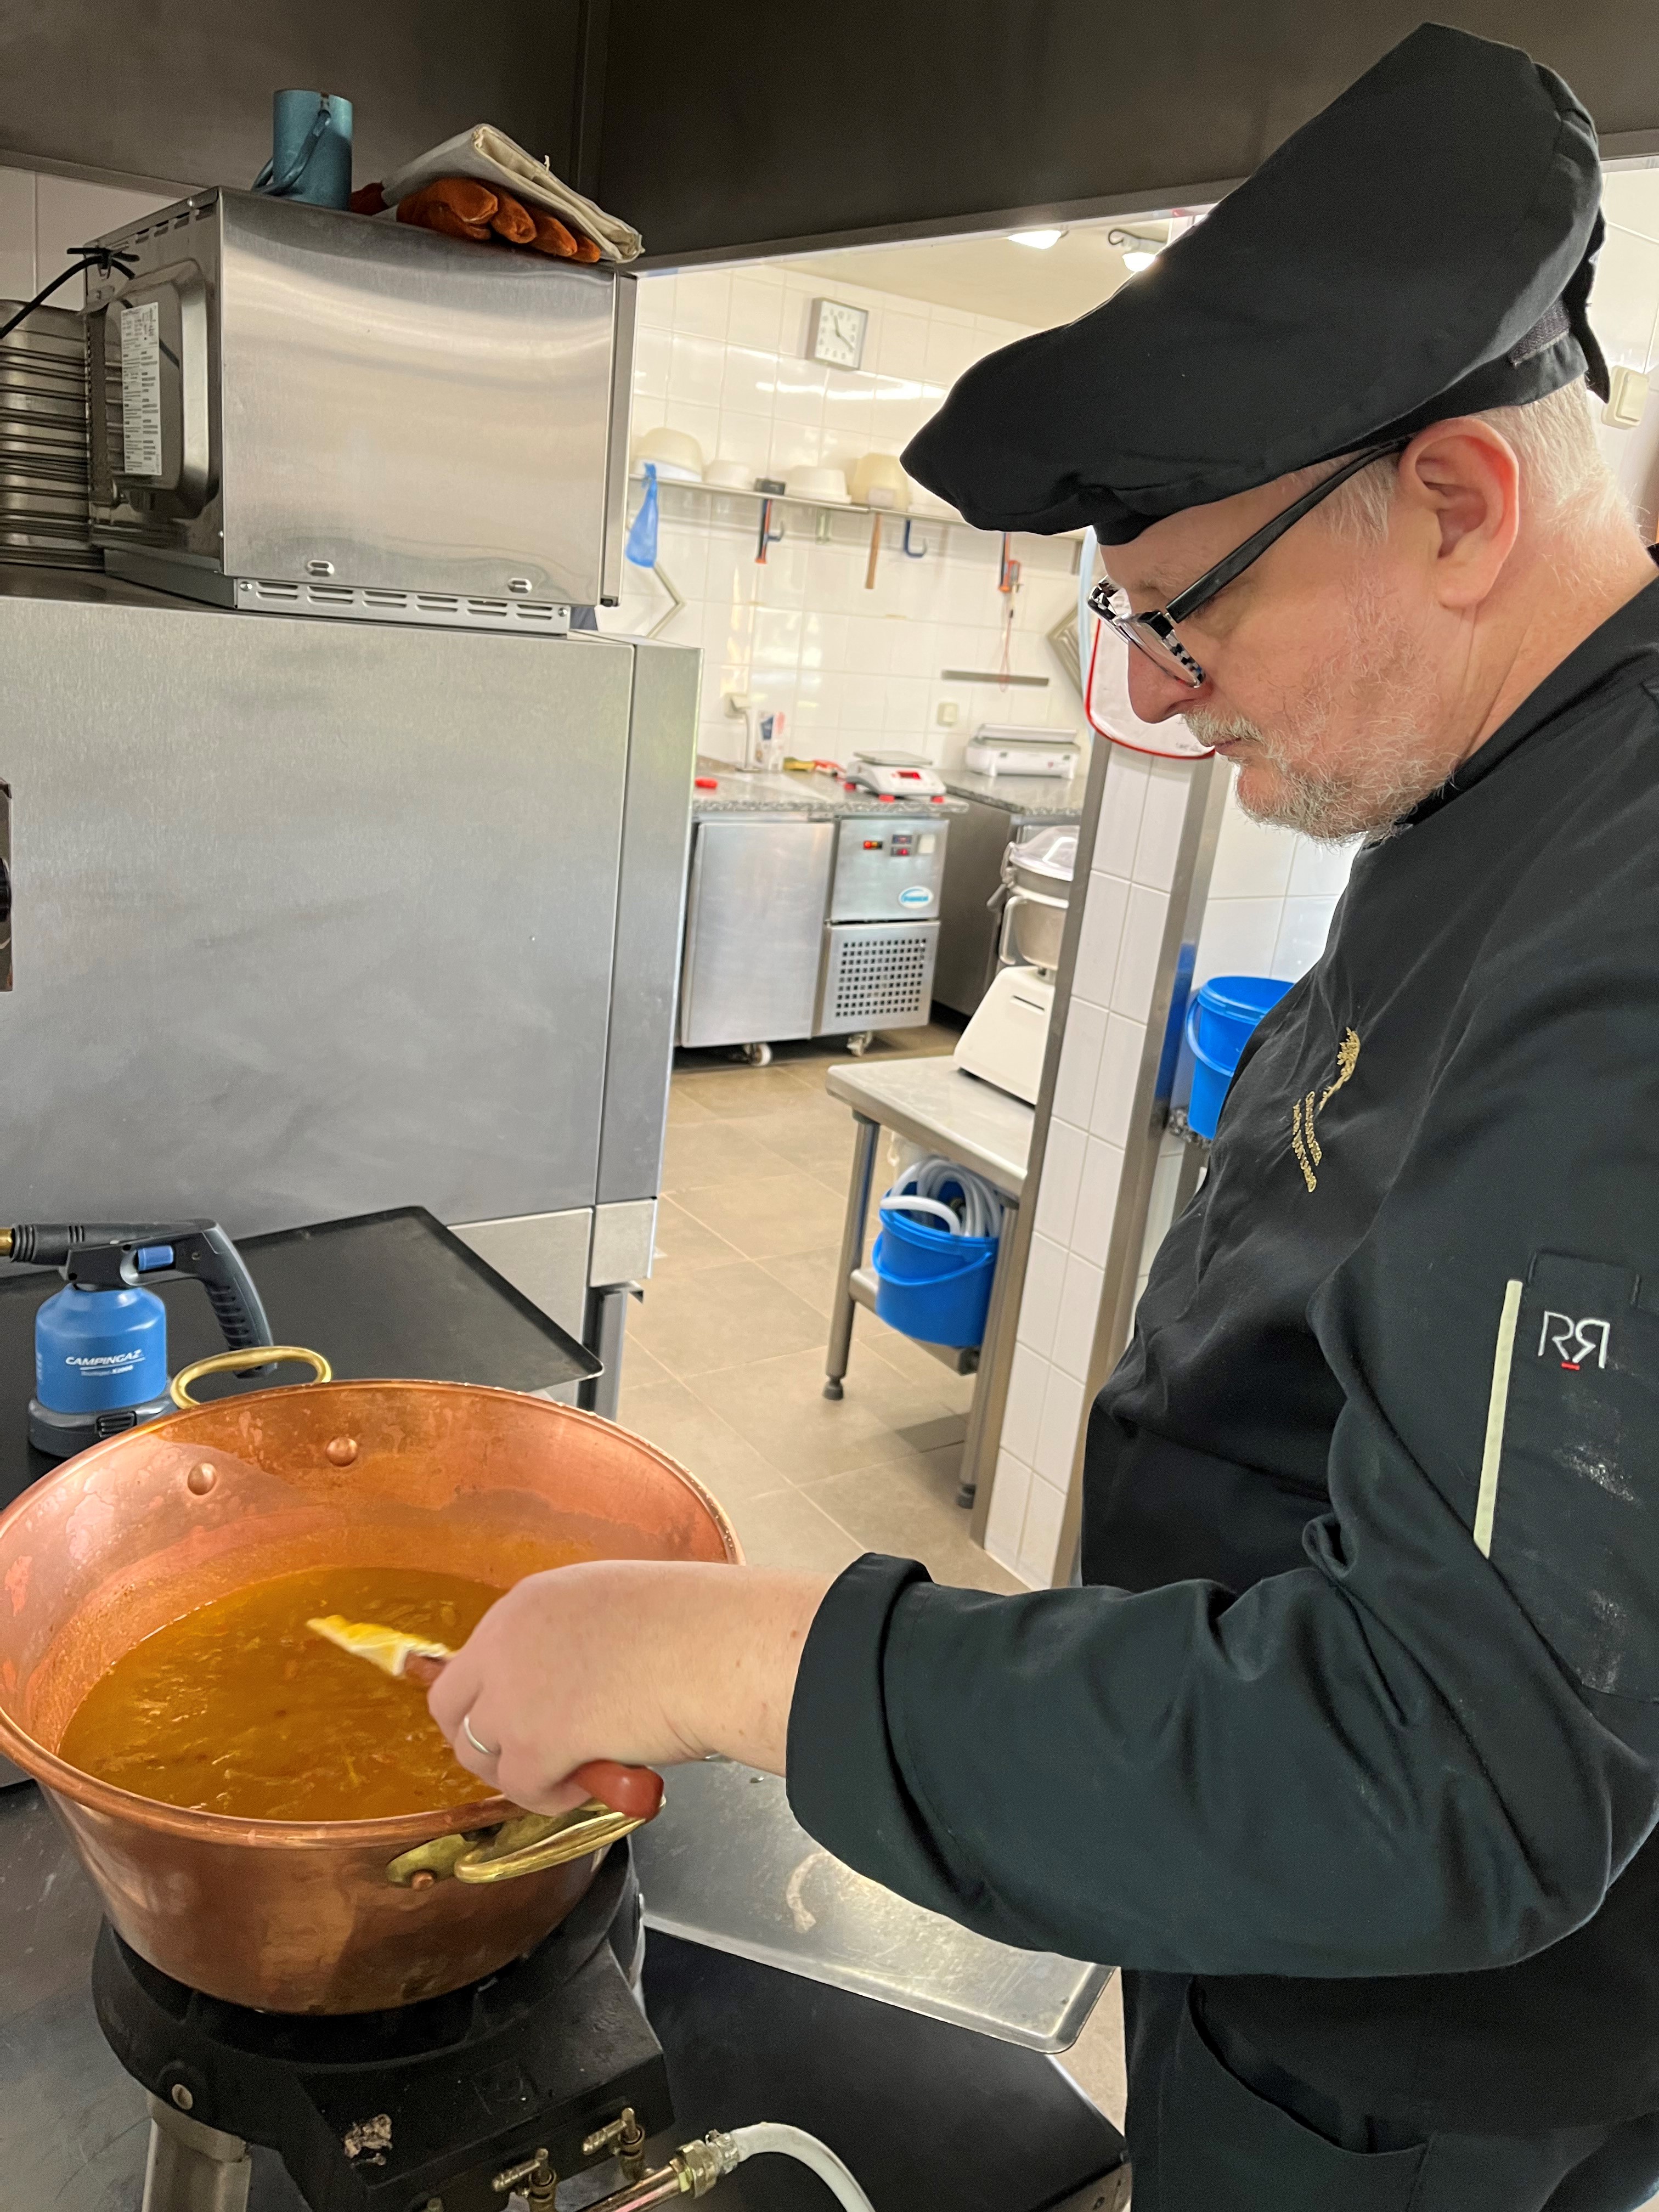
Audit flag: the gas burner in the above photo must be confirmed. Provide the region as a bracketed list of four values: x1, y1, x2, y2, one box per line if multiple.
[96, 1847, 669, 2212]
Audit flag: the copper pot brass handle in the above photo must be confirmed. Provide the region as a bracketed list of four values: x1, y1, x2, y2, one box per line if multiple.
[169, 1345, 333, 1408]
[387, 1799, 654, 1888]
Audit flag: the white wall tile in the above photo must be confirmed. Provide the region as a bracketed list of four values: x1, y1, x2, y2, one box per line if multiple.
[1288, 833, 1360, 898]
[637, 273, 676, 330]
[1273, 894, 1339, 979]
[727, 275, 784, 352]
[1211, 784, 1297, 900]
[1111, 883, 1170, 1015]
[1051, 997, 1107, 1128]
[1051, 1254, 1104, 1381]
[1034, 1367, 1086, 1487]
[1094, 752, 1149, 875]
[1194, 896, 1283, 985]
[0, 166, 35, 300]
[669, 331, 727, 411]
[1090, 1013, 1146, 1147]
[1019, 1474, 1069, 1585]
[1001, 1344, 1050, 1463]
[1071, 871, 1130, 1006]
[1070, 1137, 1125, 1267]
[1017, 1232, 1068, 1355]
[1033, 1116, 1087, 1243]
[984, 1449, 1035, 1573]
[674, 269, 731, 339]
[1133, 760, 1193, 889]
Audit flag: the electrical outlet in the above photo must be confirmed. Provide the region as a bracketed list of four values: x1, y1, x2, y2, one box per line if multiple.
[936, 702, 960, 727]
[724, 692, 753, 715]
[1605, 365, 1650, 429]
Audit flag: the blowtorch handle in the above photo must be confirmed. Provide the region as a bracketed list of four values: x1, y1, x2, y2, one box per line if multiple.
[401, 1651, 664, 1819]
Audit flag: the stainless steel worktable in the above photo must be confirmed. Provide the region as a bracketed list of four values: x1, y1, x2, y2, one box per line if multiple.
[822, 1056, 1034, 1504]
[633, 1757, 1109, 2051]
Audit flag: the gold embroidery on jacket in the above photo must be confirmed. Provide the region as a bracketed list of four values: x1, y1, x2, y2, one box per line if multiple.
[1292, 1028, 1361, 1193]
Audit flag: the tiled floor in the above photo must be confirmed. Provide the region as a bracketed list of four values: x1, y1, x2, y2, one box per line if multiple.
[618, 1022, 1128, 2135]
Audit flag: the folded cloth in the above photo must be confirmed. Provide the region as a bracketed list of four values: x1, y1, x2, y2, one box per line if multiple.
[381, 126, 642, 262]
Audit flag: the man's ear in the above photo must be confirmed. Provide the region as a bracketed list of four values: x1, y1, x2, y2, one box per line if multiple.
[1393, 417, 1521, 611]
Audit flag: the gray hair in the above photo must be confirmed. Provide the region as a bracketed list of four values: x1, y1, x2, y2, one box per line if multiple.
[1312, 381, 1632, 546]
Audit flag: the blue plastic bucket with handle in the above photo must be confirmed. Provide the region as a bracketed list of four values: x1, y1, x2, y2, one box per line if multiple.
[872, 1204, 998, 1348]
[1184, 973, 1292, 1138]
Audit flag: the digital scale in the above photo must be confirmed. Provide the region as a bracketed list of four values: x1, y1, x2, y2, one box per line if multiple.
[843, 751, 948, 800]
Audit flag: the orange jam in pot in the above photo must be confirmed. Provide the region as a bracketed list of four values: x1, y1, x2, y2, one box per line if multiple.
[57, 1564, 539, 1821]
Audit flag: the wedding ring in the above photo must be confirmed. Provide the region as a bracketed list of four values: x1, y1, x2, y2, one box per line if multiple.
[462, 1712, 499, 1759]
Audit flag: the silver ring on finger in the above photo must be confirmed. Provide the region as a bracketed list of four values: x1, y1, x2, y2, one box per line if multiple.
[462, 1712, 499, 1759]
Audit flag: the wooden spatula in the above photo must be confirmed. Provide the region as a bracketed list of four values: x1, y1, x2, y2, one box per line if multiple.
[307, 1613, 664, 1820]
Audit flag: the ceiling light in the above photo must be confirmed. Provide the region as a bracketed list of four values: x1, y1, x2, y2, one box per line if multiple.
[1008, 228, 1064, 250]
[1108, 227, 1167, 275]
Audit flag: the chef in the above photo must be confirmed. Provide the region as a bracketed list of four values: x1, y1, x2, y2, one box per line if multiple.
[432, 25, 1659, 2208]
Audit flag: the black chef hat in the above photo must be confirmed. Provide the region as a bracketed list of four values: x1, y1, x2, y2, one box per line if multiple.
[902, 22, 1609, 545]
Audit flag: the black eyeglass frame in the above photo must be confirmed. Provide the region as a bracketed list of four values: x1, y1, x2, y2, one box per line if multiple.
[1086, 439, 1410, 687]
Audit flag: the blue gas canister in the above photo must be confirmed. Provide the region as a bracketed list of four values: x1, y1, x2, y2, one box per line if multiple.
[2, 1222, 275, 1457]
[35, 1279, 171, 1420]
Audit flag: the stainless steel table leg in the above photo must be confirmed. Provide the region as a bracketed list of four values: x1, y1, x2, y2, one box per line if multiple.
[956, 1194, 1019, 1509]
[824, 1113, 880, 1401]
[142, 2094, 252, 2212]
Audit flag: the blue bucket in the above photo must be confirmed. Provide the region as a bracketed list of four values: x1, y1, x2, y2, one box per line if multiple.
[872, 1204, 998, 1348]
[1184, 973, 1292, 1139]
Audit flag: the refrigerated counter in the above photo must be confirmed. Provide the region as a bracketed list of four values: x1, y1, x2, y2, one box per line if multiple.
[679, 766, 963, 1062]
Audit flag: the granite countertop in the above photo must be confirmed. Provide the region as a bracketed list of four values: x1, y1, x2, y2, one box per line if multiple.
[691, 760, 967, 820]
[939, 767, 1089, 819]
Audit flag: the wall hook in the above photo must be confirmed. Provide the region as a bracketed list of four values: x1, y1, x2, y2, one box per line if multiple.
[901, 518, 928, 558]
[755, 497, 785, 565]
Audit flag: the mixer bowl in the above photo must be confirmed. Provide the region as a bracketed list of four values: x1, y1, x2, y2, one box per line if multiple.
[0, 1381, 740, 2012]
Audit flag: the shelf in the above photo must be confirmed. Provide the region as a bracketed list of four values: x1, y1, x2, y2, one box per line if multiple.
[628, 469, 966, 529]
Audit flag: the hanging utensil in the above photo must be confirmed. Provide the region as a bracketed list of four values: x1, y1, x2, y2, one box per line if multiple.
[864, 510, 883, 590]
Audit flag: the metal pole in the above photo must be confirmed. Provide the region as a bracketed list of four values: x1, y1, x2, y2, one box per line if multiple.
[823, 1115, 879, 1399]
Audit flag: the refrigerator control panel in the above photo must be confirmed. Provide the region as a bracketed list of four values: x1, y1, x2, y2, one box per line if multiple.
[830, 818, 949, 921]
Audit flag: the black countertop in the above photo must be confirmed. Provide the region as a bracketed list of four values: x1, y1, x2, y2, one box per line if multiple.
[0, 1205, 598, 1512]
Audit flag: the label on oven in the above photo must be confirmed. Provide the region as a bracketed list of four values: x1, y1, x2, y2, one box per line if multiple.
[119, 302, 163, 478]
[899, 884, 933, 909]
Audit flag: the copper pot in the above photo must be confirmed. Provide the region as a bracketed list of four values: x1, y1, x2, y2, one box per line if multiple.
[0, 1380, 740, 2013]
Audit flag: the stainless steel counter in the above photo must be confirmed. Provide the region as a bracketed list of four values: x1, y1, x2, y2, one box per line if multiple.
[692, 761, 966, 820]
[634, 1758, 1109, 2052]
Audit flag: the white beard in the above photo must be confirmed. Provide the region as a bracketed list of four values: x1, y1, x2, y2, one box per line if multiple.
[1185, 583, 1459, 842]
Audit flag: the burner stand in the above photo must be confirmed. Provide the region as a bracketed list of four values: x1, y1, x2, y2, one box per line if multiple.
[94, 1848, 671, 2212]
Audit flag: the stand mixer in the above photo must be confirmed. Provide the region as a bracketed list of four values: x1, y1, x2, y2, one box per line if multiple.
[953, 827, 1077, 1105]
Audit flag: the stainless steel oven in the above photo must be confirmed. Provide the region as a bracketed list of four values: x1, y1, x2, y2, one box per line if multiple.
[83, 190, 634, 621]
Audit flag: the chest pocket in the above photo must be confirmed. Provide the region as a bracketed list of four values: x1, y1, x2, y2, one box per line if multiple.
[1481, 1251, 1659, 1700]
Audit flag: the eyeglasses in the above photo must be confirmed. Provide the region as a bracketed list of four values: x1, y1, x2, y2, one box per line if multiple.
[1086, 439, 1409, 688]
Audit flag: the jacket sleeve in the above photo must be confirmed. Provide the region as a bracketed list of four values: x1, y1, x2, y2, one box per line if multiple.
[787, 862, 1659, 1977]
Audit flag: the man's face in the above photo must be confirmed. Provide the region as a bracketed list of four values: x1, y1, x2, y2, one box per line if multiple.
[1105, 466, 1466, 840]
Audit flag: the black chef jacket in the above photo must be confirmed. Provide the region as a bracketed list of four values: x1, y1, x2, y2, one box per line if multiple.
[788, 574, 1659, 2136]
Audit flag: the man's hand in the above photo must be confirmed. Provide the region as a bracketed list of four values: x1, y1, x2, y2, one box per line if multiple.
[427, 1560, 833, 1814]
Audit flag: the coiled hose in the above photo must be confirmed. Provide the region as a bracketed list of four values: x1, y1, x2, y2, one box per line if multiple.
[881, 1153, 1005, 1240]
